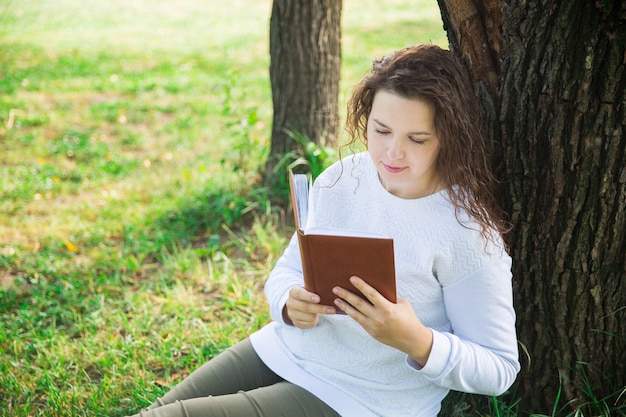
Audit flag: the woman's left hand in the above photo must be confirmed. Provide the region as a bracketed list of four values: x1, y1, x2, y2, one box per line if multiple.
[333, 276, 433, 367]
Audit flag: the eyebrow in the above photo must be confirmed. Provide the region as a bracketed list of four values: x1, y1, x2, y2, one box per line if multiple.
[372, 118, 433, 136]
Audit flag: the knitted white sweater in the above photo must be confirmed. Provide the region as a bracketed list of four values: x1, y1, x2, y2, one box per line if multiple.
[250, 152, 520, 417]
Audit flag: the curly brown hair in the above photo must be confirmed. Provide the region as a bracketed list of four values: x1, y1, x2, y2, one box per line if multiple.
[344, 44, 510, 245]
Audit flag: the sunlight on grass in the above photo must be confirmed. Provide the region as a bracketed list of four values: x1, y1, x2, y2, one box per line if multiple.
[0, 0, 270, 55]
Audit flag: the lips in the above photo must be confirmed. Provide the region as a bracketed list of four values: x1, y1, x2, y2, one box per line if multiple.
[382, 163, 406, 174]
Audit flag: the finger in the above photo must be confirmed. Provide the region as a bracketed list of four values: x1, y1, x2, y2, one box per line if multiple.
[289, 298, 336, 316]
[289, 311, 319, 328]
[332, 285, 372, 316]
[289, 286, 321, 304]
[332, 276, 380, 308]
[286, 293, 336, 318]
[287, 302, 336, 329]
[349, 276, 388, 307]
[333, 296, 359, 316]
[289, 286, 336, 314]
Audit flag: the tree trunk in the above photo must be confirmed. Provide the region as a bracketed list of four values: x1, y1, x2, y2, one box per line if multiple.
[439, 0, 626, 413]
[266, 0, 342, 185]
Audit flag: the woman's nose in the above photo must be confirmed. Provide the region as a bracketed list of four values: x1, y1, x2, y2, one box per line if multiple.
[386, 137, 404, 160]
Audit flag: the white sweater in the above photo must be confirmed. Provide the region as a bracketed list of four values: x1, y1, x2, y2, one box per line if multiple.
[250, 152, 520, 417]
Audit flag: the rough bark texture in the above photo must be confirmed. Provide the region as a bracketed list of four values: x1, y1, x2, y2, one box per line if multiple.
[440, 0, 626, 413]
[500, 1, 626, 412]
[438, 0, 503, 162]
[267, 0, 342, 181]
[438, 0, 502, 96]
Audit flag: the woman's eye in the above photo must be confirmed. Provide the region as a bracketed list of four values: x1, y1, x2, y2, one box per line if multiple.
[375, 129, 390, 135]
[410, 138, 425, 145]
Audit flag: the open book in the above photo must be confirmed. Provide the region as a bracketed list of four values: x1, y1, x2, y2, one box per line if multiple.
[289, 171, 397, 310]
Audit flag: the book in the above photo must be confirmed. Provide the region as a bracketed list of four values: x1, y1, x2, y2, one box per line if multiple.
[289, 171, 397, 311]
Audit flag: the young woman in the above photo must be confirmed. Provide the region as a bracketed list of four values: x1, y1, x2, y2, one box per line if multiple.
[127, 44, 520, 417]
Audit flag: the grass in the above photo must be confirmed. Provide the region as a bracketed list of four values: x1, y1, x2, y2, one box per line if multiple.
[0, 1, 447, 415]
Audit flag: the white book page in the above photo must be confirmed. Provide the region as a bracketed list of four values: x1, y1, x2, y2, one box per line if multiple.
[305, 227, 388, 239]
[292, 173, 310, 230]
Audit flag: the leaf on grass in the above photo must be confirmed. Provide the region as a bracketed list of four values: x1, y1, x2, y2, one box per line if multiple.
[155, 379, 170, 388]
[64, 239, 79, 253]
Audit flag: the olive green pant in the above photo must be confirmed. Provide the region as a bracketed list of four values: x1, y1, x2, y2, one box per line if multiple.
[127, 339, 340, 417]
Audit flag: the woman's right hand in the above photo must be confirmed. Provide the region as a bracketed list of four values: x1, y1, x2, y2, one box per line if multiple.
[283, 286, 336, 329]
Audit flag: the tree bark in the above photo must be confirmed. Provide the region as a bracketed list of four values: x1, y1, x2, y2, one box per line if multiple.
[500, 1, 626, 412]
[266, 0, 342, 184]
[439, 0, 626, 413]
[437, 0, 503, 164]
[438, 0, 502, 97]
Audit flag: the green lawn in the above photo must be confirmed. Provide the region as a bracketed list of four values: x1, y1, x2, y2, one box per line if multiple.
[0, 1, 451, 416]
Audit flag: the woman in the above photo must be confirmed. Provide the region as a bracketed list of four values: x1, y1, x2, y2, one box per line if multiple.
[128, 43, 520, 417]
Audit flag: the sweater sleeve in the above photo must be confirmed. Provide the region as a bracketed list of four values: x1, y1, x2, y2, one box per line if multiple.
[410, 256, 520, 396]
[264, 232, 304, 325]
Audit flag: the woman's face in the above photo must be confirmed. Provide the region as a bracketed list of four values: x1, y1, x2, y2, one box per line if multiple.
[367, 90, 442, 199]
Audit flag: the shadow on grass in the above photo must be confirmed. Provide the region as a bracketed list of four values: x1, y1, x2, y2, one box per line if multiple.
[120, 180, 277, 261]
[0, 176, 279, 320]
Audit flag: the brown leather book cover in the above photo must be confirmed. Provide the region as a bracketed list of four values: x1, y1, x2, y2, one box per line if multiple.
[289, 171, 397, 310]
